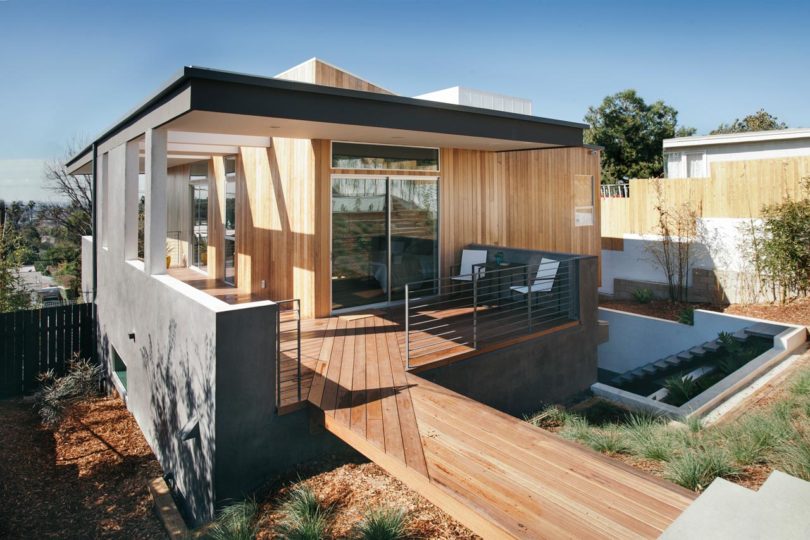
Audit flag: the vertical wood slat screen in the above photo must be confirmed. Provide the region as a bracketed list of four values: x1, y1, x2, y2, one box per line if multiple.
[0, 303, 93, 398]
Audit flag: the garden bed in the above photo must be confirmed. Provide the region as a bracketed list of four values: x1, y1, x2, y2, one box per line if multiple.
[527, 351, 810, 492]
[0, 396, 165, 539]
[251, 457, 478, 539]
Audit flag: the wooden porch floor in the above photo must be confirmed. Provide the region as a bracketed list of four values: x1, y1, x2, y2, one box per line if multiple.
[287, 311, 696, 539]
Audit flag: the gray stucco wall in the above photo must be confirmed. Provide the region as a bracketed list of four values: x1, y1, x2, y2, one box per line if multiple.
[85, 141, 352, 526]
[419, 256, 599, 417]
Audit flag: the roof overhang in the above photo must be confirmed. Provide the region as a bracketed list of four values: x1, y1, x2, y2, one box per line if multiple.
[664, 128, 810, 150]
[66, 66, 589, 174]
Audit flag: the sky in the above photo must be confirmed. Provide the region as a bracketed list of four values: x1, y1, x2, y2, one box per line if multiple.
[1, 0, 808, 201]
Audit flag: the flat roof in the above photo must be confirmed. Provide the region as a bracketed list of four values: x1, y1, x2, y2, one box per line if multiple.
[663, 127, 810, 150]
[67, 66, 589, 168]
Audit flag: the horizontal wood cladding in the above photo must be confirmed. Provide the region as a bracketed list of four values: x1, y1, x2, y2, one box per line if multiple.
[601, 156, 810, 238]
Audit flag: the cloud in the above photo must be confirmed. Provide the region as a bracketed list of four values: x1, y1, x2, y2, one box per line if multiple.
[0, 159, 62, 202]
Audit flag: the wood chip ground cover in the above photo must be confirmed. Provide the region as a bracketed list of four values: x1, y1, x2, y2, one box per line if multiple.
[254, 457, 479, 539]
[0, 396, 166, 539]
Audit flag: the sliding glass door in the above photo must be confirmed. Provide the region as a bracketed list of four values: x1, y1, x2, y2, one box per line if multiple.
[331, 175, 438, 311]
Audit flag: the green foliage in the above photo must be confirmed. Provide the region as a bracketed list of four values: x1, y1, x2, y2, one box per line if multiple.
[584, 89, 692, 183]
[277, 484, 330, 540]
[209, 499, 259, 540]
[632, 288, 653, 304]
[0, 226, 34, 313]
[753, 180, 810, 302]
[625, 414, 676, 461]
[723, 412, 792, 465]
[775, 431, 810, 481]
[35, 356, 101, 427]
[354, 507, 408, 540]
[527, 365, 810, 491]
[664, 374, 700, 405]
[583, 426, 630, 455]
[677, 306, 694, 325]
[711, 109, 787, 135]
[664, 447, 740, 491]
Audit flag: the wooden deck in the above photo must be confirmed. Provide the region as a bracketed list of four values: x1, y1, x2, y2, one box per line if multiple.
[295, 311, 696, 539]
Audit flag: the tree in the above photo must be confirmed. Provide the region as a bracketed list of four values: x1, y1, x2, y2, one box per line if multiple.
[584, 90, 693, 183]
[710, 109, 787, 135]
[0, 218, 34, 313]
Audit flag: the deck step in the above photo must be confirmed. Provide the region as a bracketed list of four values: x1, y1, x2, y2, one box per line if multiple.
[653, 360, 671, 369]
[689, 346, 706, 356]
[733, 330, 750, 342]
[664, 355, 683, 366]
[677, 351, 693, 361]
[642, 364, 659, 374]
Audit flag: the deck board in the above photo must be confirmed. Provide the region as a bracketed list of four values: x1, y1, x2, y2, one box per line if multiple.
[297, 309, 695, 538]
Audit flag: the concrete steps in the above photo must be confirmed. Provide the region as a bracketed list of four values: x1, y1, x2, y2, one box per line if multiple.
[661, 471, 810, 539]
[610, 327, 761, 387]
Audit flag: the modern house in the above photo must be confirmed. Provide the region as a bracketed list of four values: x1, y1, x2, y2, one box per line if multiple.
[663, 127, 810, 179]
[61, 59, 685, 535]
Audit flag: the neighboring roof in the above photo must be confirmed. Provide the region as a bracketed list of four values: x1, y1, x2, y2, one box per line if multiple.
[67, 65, 589, 169]
[664, 128, 810, 150]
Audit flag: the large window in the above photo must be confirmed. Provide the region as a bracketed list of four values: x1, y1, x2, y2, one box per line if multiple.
[331, 175, 439, 310]
[332, 142, 439, 171]
[223, 156, 236, 285]
[190, 161, 209, 271]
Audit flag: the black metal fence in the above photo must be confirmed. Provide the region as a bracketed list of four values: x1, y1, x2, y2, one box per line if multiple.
[0, 303, 94, 398]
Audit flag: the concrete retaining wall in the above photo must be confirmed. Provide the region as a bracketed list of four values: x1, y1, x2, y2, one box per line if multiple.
[597, 308, 766, 373]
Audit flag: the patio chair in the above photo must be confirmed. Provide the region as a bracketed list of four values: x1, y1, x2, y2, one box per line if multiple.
[510, 258, 561, 322]
[450, 249, 488, 282]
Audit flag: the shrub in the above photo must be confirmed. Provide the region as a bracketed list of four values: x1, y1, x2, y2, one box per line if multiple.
[632, 288, 654, 304]
[677, 306, 695, 325]
[664, 447, 739, 491]
[355, 507, 408, 540]
[209, 499, 259, 540]
[277, 484, 330, 540]
[35, 356, 101, 427]
[559, 415, 592, 443]
[663, 374, 700, 405]
[526, 405, 572, 429]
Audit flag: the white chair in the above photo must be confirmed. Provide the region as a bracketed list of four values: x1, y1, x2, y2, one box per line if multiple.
[450, 249, 488, 282]
[510, 258, 560, 295]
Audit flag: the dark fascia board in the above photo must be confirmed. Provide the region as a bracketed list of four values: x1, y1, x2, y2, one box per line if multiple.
[68, 66, 589, 166]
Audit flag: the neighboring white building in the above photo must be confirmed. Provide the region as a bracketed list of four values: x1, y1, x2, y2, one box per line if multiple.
[663, 128, 810, 178]
[415, 86, 533, 115]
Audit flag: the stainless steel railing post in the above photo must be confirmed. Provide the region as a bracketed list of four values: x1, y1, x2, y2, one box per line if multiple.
[405, 284, 411, 370]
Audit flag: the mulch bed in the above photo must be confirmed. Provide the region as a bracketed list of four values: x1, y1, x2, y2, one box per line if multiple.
[0, 396, 166, 539]
[599, 299, 718, 322]
[255, 456, 478, 539]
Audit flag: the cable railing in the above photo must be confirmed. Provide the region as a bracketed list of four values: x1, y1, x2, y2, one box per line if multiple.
[404, 257, 584, 369]
[274, 298, 301, 411]
[600, 184, 630, 198]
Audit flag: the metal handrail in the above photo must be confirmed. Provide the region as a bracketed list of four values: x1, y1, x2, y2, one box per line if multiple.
[403, 257, 584, 369]
[600, 184, 630, 198]
[274, 298, 301, 411]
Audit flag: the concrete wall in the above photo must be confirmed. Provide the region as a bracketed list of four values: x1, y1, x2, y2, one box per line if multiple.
[419, 257, 599, 416]
[597, 308, 768, 373]
[85, 139, 352, 526]
[600, 218, 768, 304]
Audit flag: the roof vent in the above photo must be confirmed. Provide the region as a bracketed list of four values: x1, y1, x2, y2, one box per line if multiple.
[414, 86, 532, 115]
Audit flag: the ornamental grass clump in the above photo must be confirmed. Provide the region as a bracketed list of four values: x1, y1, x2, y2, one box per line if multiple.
[276, 484, 331, 540]
[354, 507, 408, 540]
[35, 355, 101, 427]
[664, 447, 740, 491]
[209, 499, 259, 540]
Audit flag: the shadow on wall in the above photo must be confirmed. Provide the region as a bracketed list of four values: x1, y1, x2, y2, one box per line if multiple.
[141, 320, 214, 524]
